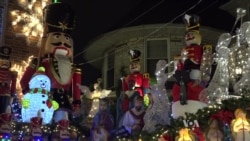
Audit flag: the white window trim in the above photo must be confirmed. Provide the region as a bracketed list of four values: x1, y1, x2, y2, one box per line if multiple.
[144, 38, 171, 73]
[0, 0, 8, 46]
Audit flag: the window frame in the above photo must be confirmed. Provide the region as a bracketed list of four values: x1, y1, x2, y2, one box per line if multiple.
[0, 0, 8, 46]
[144, 38, 171, 77]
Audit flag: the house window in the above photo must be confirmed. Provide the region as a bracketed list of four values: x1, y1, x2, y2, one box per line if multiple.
[145, 38, 169, 79]
[107, 50, 114, 89]
[0, 0, 7, 46]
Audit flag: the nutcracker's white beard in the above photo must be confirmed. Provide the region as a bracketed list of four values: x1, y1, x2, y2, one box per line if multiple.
[55, 55, 72, 84]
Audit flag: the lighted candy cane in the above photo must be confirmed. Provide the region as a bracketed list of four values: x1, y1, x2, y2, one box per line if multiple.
[155, 60, 177, 79]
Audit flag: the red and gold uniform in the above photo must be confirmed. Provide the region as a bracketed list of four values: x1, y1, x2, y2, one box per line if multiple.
[183, 45, 203, 69]
[119, 49, 150, 113]
[0, 111, 12, 134]
[121, 72, 149, 112]
[30, 116, 43, 137]
[171, 14, 208, 119]
[20, 3, 81, 120]
[173, 44, 204, 103]
[0, 46, 17, 114]
[122, 72, 150, 97]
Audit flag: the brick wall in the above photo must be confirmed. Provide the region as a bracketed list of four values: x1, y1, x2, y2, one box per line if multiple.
[5, 0, 41, 66]
[4, 0, 50, 95]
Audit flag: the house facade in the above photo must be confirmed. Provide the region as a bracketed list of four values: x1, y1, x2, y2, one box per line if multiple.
[84, 24, 225, 92]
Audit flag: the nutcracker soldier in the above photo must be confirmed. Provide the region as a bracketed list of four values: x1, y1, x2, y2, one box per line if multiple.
[0, 46, 17, 114]
[121, 49, 150, 113]
[171, 14, 209, 119]
[56, 113, 70, 140]
[0, 106, 12, 140]
[30, 111, 43, 140]
[20, 3, 82, 122]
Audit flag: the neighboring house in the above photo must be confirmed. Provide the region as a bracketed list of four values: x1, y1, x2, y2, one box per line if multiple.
[0, 0, 43, 95]
[0, 0, 8, 46]
[84, 23, 225, 93]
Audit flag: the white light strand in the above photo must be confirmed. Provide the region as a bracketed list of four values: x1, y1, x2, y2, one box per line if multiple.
[11, 55, 34, 97]
[204, 34, 231, 104]
[11, 0, 49, 46]
[155, 60, 176, 79]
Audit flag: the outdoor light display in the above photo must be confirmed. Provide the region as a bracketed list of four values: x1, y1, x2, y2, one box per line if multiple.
[11, 0, 50, 45]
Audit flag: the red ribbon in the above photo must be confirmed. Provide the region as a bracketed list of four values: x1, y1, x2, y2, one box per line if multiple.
[193, 127, 205, 141]
[210, 110, 234, 124]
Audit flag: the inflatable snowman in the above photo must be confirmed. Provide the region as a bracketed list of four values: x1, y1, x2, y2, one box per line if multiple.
[21, 67, 59, 124]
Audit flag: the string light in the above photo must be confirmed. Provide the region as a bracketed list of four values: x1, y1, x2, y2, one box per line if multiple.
[75, 0, 203, 64]
[6, 0, 250, 140]
[11, 0, 50, 46]
[11, 55, 34, 97]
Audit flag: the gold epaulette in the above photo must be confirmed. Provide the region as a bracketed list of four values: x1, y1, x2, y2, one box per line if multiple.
[12, 71, 18, 77]
[174, 55, 181, 61]
[143, 73, 150, 79]
[203, 44, 212, 51]
[185, 47, 195, 51]
[74, 67, 82, 74]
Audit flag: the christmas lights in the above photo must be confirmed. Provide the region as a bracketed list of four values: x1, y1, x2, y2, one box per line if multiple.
[11, 0, 50, 46]
[21, 67, 59, 124]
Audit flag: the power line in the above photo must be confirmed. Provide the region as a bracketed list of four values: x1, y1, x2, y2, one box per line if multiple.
[77, 0, 203, 65]
[74, 0, 165, 59]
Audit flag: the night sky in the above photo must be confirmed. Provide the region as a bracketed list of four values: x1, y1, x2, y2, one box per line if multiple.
[59, 0, 236, 86]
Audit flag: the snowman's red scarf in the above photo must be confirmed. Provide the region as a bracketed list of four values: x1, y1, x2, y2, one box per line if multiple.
[29, 88, 49, 95]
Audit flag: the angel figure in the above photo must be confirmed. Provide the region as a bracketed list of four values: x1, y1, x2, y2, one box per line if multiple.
[78, 78, 112, 118]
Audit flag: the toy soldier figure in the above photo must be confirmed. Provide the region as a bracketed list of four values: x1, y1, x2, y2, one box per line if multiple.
[0, 46, 17, 114]
[121, 49, 150, 113]
[20, 3, 82, 122]
[0, 106, 12, 141]
[116, 49, 149, 127]
[30, 114, 43, 139]
[171, 14, 210, 119]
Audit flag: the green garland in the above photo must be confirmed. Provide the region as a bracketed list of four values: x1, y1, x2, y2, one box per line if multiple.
[138, 96, 250, 141]
[11, 94, 250, 140]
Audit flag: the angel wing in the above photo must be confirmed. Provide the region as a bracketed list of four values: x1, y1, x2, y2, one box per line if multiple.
[99, 89, 112, 98]
[77, 83, 92, 98]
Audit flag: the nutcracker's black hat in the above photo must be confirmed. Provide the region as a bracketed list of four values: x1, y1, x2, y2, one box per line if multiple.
[44, 2, 75, 35]
[129, 49, 141, 63]
[183, 14, 200, 32]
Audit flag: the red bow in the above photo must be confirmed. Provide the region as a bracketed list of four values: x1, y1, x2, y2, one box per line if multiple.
[210, 110, 234, 124]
